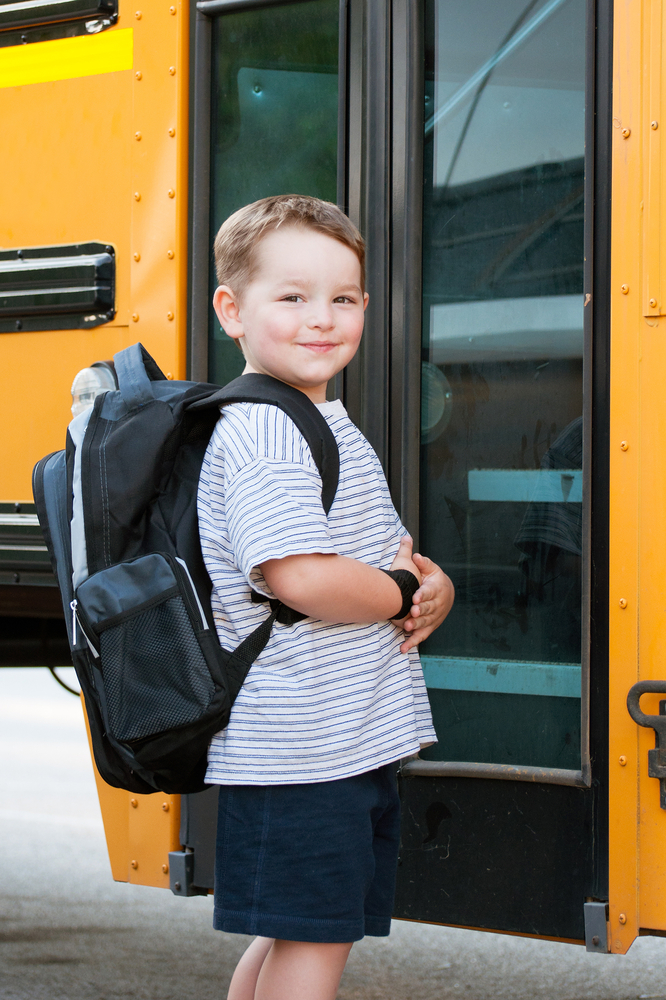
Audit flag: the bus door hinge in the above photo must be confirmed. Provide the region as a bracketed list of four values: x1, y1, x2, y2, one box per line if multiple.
[584, 901, 609, 953]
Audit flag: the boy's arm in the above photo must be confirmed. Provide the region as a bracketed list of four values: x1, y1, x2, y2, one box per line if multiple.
[260, 536, 421, 625]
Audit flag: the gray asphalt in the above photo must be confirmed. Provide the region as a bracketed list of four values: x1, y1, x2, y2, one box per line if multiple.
[1, 667, 666, 1000]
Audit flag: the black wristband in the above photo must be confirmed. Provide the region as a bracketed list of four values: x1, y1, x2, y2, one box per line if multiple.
[381, 568, 420, 620]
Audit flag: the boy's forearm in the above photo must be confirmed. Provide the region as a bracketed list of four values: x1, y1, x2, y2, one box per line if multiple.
[260, 553, 406, 624]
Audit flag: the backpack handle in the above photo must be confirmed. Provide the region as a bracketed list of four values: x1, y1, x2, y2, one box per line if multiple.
[114, 343, 167, 410]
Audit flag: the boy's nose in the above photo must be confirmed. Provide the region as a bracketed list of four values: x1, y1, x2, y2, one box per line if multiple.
[307, 306, 335, 331]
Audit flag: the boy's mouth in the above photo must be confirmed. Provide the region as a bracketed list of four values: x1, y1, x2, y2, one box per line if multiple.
[301, 342, 337, 353]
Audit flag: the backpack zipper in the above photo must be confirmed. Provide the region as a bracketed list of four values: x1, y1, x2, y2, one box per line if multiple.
[70, 599, 100, 659]
[173, 557, 208, 631]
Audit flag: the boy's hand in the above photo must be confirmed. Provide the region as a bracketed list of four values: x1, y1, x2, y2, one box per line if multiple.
[399, 552, 454, 654]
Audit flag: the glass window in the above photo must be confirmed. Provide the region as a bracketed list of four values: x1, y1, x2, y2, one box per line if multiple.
[420, 0, 586, 769]
[208, 0, 340, 386]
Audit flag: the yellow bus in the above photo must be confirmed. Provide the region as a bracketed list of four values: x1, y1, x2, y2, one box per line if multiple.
[1, 0, 663, 956]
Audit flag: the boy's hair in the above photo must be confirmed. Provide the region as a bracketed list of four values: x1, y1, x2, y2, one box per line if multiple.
[213, 195, 366, 299]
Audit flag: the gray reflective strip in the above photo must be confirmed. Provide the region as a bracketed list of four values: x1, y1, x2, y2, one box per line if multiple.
[0, 514, 40, 526]
[0, 544, 48, 551]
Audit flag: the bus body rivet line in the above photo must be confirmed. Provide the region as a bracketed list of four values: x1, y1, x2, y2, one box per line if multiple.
[621, 283, 629, 293]
[619, 755, 627, 765]
[135, 71, 142, 80]
[652, 120, 659, 129]
[619, 913, 627, 924]
[620, 441, 629, 451]
[622, 127, 631, 138]
[619, 598, 627, 609]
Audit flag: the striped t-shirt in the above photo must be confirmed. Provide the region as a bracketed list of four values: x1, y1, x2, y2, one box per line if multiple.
[197, 398, 436, 785]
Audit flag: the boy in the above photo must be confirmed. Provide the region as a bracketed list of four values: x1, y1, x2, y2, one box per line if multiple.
[197, 195, 454, 1000]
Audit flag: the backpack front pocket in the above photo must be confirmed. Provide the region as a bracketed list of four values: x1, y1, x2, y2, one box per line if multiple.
[74, 553, 216, 743]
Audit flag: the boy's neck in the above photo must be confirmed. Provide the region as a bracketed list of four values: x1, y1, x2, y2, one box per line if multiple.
[242, 362, 327, 404]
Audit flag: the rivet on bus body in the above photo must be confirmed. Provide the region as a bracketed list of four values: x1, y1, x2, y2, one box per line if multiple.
[620, 441, 628, 451]
[130, 798, 138, 808]
[131, 860, 138, 869]
[135, 9, 141, 18]
[162, 864, 169, 874]
[619, 755, 627, 766]
[166, 373, 174, 380]
[162, 801, 170, 811]
[134, 192, 141, 201]
[169, 66, 176, 76]
[621, 284, 629, 294]
[652, 120, 659, 130]
[135, 70, 142, 80]
[133, 252, 141, 261]
[167, 311, 174, 321]
[619, 598, 627, 609]
[650, 297, 658, 309]
[622, 127, 631, 138]
[135, 131, 142, 141]
[619, 913, 627, 925]
[168, 189, 175, 198]
[168, 127, 176, 137]
[132, 313, 139, 322]
[167, 250, 174, 259]
[169, 4, 176, 12]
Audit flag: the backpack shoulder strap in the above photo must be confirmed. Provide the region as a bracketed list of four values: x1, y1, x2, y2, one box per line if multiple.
[190, 373, 340, 515]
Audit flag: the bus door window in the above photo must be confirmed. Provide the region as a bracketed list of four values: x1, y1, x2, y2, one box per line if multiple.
[419, 0, 586, 770]
[208, 0, 340, 386]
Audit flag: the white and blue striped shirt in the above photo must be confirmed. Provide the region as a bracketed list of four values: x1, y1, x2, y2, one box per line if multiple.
[197, 398, 436, 785]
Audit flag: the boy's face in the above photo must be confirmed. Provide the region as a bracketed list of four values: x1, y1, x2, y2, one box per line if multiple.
[213, 226, 368, 403]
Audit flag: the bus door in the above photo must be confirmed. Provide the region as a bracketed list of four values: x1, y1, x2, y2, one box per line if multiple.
[185, 0, 613, 944]
[390, 0, 611, 947]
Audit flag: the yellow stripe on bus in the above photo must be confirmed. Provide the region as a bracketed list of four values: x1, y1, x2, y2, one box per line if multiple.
[0, 28, 133, 89]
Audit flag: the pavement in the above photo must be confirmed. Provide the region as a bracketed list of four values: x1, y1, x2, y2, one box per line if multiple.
[1, 666, 666, 1000]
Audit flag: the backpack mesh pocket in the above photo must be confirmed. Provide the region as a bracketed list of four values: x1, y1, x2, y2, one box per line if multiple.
[99, 594, 215, 742]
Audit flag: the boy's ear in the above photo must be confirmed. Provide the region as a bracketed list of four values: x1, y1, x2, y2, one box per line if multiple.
[363, 292, 369, 311]
[212, 285, 244, 341]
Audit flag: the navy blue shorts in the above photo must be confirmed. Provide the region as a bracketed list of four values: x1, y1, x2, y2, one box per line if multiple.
[212, 764, 401, 943]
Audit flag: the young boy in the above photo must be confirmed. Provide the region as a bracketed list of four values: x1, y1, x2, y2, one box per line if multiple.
[197, 195, 454, 1000]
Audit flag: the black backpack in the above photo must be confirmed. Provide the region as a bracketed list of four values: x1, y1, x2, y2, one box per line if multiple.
[33, 343, 339, 795]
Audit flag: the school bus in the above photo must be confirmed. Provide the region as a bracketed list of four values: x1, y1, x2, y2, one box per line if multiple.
[2, 0, 665, 956]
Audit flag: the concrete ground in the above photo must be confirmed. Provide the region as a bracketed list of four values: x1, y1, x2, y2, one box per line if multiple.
[1, 666, 666, 1000]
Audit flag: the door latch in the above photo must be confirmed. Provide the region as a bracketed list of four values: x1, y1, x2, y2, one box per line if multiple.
[626, 680, 666, 809]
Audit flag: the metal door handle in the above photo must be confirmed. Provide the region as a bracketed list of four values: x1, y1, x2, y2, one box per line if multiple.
[626, 680, 666, 809]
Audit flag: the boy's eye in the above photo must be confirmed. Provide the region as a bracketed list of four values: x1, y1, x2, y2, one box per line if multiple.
[333, 295, 355, 304]
[281, 294, 303, 303]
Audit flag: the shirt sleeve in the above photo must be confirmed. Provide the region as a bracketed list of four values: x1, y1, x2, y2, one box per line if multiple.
[225, 457, 338, 596]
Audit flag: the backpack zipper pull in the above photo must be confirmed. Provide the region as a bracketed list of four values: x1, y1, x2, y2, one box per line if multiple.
[70, 599, 78, 643]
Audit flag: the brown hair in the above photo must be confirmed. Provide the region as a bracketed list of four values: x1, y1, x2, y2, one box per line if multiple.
[213, 194, 365, 298]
